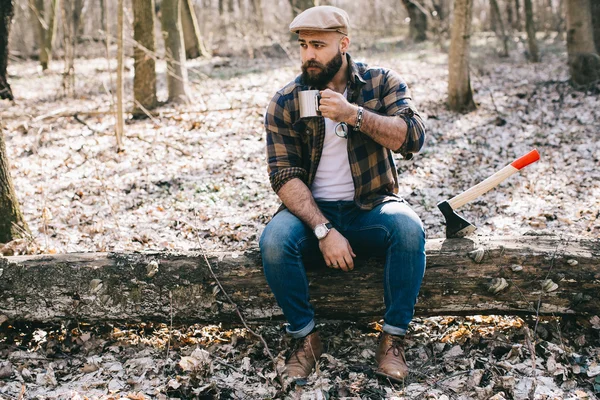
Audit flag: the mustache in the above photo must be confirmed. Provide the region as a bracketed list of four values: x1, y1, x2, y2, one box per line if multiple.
[302, 60, 326, 69]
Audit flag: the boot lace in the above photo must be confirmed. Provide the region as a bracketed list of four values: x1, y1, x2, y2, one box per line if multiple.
[386, 335, 405, 358]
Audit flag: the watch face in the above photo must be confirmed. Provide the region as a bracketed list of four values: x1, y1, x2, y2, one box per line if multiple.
[315, 225, 327, 239]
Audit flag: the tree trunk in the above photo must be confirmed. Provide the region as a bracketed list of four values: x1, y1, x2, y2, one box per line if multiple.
[514, 0, 521, 30]
[180, 0, 209, 59]
[1, 236, 599, 324]
[401, 0, 429, 42]
[40, 0, 59, 70]
[0, 131, 30, 243]
[116, 0, 124, 149]
[61, 0, 83, 96]
[250, 0, 264, 34]
[132, 0, 158, 116]
[524, 0, 540, 61]
[566, 0, 600, 86]
[447, 0, 476, 112]
[490, 0, 509, 56]
[161, 0, 190, 103]
[589, 0, 600, 61]
[506, 0, 513, 30]
[0, 0, 14, 101]
[289, 0, 314, 16]
[28, 0, 45, 54]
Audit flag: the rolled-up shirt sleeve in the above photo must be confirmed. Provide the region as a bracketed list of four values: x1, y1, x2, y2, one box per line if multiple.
[265, 92, 307, 193]
[381, 69, 426, 157]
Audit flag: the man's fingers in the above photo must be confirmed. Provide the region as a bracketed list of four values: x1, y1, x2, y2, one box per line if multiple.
[343, 254, 354, 270]
[348, 243, 356, 258]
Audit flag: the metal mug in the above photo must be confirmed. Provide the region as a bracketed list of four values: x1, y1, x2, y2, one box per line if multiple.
[298, 90, 321, 118]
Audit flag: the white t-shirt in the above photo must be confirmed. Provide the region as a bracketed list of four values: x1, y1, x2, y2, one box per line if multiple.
[311, 92, 355, 201]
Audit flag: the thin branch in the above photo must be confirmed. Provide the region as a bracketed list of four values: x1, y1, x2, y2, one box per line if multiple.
[190, 216, 285, 389]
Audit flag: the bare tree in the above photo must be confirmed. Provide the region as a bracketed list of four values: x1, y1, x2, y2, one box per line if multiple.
[132, 0, 158, 115]
[0, 0, 13, 100]
[566, 0, 600, 86]
[250, 0, 264, 34]
[161, 0, 190, 103]
[180, 0, 210, 59]
[401, 0, 428, 42]
[290, 0, 315, 16]
[524, 0, 540, 61]
[490, 0, 509, 56]
[592, 0, 600, 52]
[514, 0, 521, 30]
[116, 0, 124, 148]
[40, 0, 59, 70]
[61, 0, 83, 95]
[28, 0, 44, 54]
[448, 0, 476, 112]
[0, 129, 30, 243]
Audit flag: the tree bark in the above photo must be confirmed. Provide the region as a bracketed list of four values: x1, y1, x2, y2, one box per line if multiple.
[566, 0, 600, 86]
[40, 0, 59, 70]
[0, 0, 13, 101]
[161, 0, 190, 103]
[180, 0, 209, 59]
[401, 0, 429, 42]
[524, 0, 540, 62]
[2, 236, 598, 324]
[132, 0, 158, 115]
[0, 130, 30, 243]
[490, 0, 509, 56]
[447, 0, 476, 112]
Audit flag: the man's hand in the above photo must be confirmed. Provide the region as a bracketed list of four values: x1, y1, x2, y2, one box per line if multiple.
[319, 89, 358, 124]
[319, 229, 356, 272]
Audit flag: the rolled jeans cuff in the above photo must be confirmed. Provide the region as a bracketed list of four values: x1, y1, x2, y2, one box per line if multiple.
[286, 319, 315, 339]
[382, 323, 407, 336]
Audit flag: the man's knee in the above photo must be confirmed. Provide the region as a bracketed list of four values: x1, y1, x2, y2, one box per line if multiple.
[381, 203, 425, 252]
[259, 210, 307, 263]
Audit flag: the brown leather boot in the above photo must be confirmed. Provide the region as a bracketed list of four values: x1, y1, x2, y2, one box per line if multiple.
[284, 331, 323, 379]
[375, 332, 409, 382]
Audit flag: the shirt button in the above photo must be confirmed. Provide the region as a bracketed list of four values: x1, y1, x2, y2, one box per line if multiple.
[305, 130, 310, 134]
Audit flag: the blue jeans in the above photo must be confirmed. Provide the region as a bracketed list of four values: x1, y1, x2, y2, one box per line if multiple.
[259, 200, 426, 338]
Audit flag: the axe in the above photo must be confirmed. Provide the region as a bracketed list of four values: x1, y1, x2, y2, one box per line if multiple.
[437, 149, 541, 238]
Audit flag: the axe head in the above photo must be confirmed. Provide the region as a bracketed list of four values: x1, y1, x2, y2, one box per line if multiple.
[437, 200, 476, 238]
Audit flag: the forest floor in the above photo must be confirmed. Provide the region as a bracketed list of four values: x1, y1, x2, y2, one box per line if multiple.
[1, 33, 600, 399]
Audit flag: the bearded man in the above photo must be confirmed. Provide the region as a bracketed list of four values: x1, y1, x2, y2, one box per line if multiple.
[259, 6, 426, 383]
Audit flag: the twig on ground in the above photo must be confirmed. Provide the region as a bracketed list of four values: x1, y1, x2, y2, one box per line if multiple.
[189, 215, 285, 389]
[131, 133, 192, 157]
[74, 113, 104, 134]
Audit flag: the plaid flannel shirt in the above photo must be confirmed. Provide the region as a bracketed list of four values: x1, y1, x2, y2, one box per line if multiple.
[264, 53, 425, 210]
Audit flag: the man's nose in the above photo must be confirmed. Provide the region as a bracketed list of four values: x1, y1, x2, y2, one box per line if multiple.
[305, 47, 316, 60]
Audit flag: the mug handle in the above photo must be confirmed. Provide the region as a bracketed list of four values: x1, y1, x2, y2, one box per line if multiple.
[315, 93, 321, 112]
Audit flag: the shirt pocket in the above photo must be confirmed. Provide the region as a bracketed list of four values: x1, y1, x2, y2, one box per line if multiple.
[292, 119, 314, 144]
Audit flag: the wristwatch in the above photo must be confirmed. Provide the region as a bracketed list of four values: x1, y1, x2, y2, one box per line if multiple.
[314, 222, 333, 240]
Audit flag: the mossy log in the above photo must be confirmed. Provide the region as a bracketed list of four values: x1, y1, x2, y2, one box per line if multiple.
[1, 236, 599, 324]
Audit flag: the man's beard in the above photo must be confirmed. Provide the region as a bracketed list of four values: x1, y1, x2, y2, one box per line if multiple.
[301, 51, 344, 89]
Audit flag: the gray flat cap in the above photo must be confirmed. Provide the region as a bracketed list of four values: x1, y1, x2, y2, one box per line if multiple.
[289, 6, 350, 35]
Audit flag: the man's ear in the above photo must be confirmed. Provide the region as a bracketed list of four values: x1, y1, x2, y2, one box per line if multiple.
[340, 35, 350, 54]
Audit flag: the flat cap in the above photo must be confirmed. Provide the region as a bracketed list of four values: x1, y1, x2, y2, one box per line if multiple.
[289, 6, 350, 35]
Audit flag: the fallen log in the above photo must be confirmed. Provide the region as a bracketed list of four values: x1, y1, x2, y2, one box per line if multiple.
[0, 235, 598, 324]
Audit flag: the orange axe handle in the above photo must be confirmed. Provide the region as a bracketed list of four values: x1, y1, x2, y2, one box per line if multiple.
[448, 149, 541, 210]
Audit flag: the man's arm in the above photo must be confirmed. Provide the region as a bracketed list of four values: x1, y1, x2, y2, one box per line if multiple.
[277, 178, 356, 271]
[319, 91, 407, 150]
[318, 69, 425, 155]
